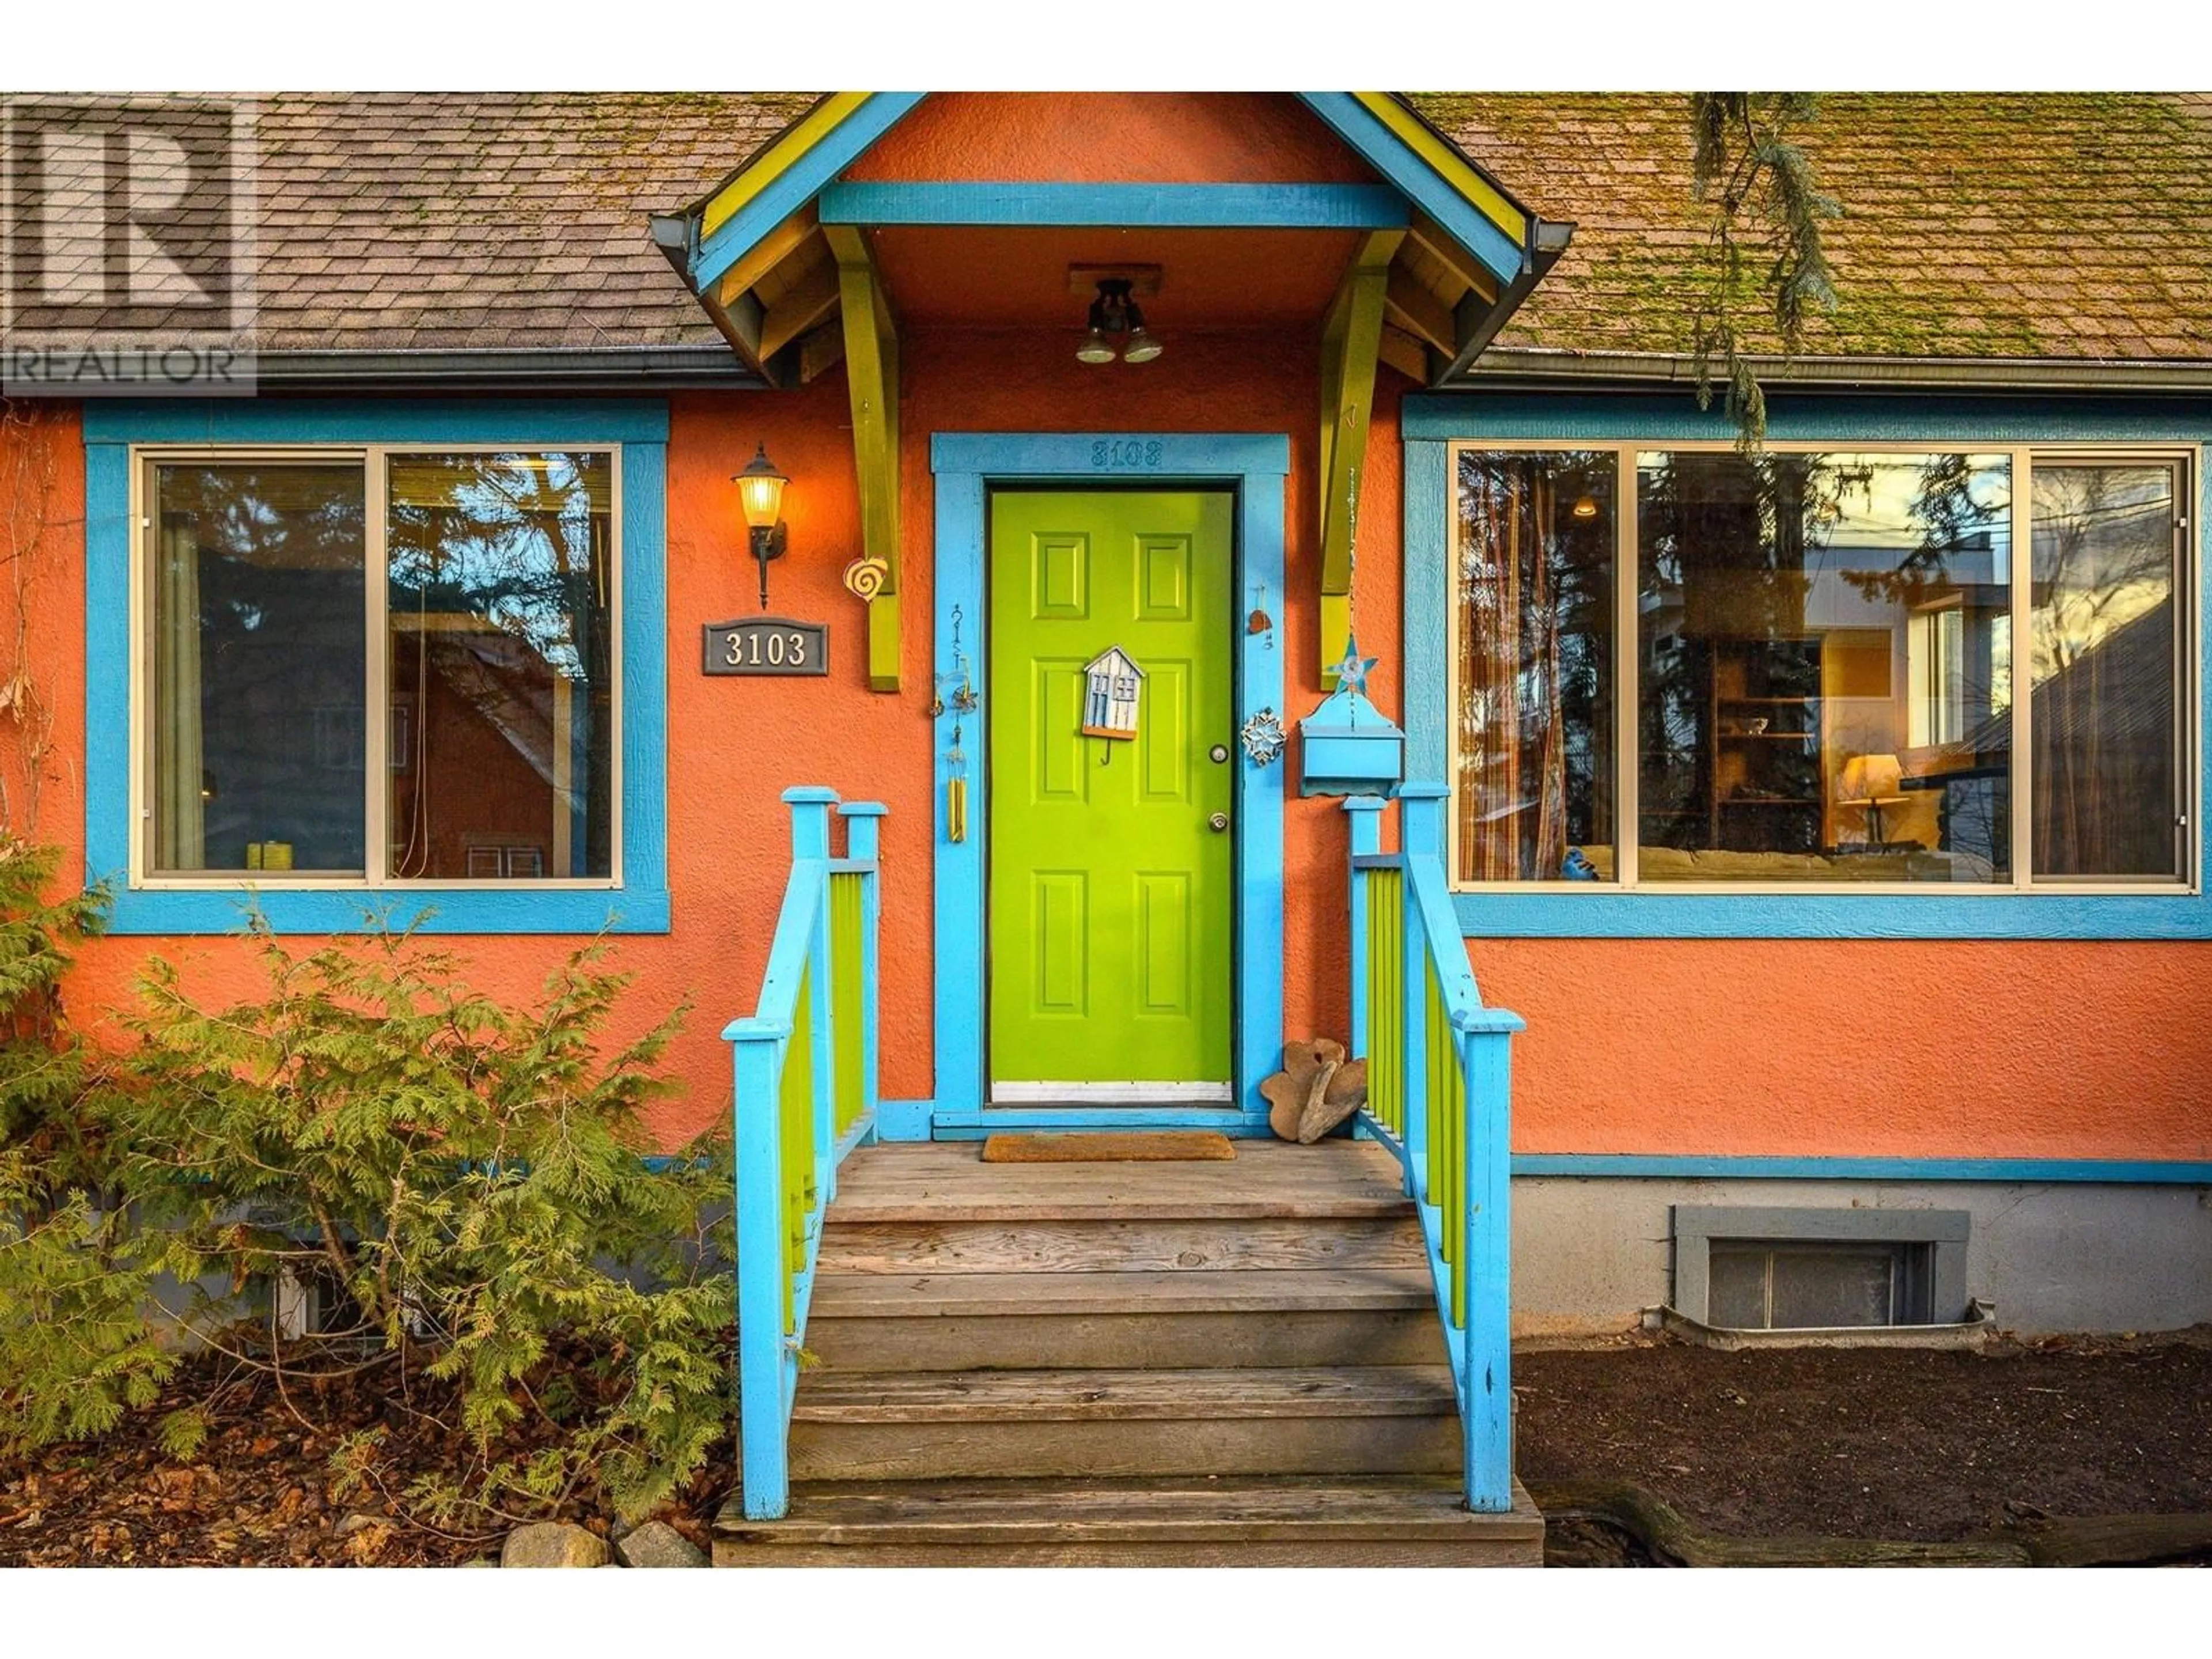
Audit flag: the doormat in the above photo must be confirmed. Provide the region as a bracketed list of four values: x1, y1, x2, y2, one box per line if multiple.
[980, 1132, 1236, 1164]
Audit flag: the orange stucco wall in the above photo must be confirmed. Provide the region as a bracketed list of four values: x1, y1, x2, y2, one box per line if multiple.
[2, 88, 2206, 1168]
[1483, 937, 2210, 1160]
[9, 364, 2210, 1165]
[843, 92, 1378, 186]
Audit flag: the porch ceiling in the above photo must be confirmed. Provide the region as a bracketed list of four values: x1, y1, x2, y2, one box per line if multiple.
[868, 225, 1359, 329]
[653, 93, 1568, 392]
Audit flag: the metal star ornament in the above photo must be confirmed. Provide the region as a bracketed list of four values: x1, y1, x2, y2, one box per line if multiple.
[1329, 638, 1378, 695]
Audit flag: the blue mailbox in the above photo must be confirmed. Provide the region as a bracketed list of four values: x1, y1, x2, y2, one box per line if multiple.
[1296, 639, 1404, 798]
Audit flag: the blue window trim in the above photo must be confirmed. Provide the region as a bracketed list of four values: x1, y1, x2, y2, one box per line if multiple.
[1401, 391, 2211, 940]
[926, 433, 1289, 1127]
[81, 397, 670, 935]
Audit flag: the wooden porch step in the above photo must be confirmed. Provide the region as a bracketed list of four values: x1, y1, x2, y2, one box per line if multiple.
[741, 1138, 1537, 1560]
[713, 1475, 1544, 1567]
[796, 1363, 1457, 1421]
[819, 1215, 1427, 1274]
[825, 1137, 1411, 1222]
[810, 1266, 1435, 1317]
[788, 1365, 1461, 1481]
[806, 1267, 1446, 1369]
[818, 1139, 1427, 1274]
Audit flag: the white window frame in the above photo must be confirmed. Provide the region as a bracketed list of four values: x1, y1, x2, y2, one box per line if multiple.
[1445, 438, 2200, 897]
[127, 443, 626, 892]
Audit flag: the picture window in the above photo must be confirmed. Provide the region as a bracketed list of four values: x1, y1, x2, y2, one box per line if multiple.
[140, 448, 618, 886]
[1449, 444, 2191, 890]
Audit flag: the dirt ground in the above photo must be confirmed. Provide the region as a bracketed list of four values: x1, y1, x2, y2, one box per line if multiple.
[1516, 1328, 2212, 1557]
[0, 1353, 725, 1567]
[6, 1330, 2209, 1565]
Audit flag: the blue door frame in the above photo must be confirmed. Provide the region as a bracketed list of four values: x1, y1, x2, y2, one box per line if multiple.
[908, 433, 1289, 1138]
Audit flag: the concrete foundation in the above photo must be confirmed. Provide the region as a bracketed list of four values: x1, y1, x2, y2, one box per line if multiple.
[1510, 1177, 2212, 1338]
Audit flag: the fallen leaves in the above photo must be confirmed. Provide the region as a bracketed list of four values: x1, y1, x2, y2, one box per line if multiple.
[0, 1347, 730, 1567]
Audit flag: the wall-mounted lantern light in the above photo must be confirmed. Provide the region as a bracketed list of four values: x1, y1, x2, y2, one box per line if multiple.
[734, 442, 790, 609]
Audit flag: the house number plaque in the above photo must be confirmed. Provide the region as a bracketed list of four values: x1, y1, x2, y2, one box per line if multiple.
[703, 618, 829, 677]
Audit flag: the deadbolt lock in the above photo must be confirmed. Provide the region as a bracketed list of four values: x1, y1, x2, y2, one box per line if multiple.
[1208, 812, 1230, 832]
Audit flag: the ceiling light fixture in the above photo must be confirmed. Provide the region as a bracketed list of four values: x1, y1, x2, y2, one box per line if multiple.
[1076, 278, 1162, 366]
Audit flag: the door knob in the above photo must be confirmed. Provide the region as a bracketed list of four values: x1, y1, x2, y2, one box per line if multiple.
[1208, 812, 1229, 832]
[1208, 744, 1230, 764]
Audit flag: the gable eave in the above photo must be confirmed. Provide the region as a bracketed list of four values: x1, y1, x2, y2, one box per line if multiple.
[671, 90, 1560, 312]
[1294, 93, 1536, 291]
[681, 92, 929, 296]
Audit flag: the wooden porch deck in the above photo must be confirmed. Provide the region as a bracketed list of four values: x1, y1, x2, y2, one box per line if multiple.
[714, 1138, 1542, 1566]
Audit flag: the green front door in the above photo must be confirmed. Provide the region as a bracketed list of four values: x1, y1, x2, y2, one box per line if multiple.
[988, 490, 1234, 1101]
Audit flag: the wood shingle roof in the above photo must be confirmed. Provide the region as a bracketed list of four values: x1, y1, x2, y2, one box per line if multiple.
[13, 92, 2208, 367]
[1423, 92, 2212, 363]
[244, 91, 810, 351]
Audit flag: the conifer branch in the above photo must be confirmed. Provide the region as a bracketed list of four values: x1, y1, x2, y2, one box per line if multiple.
[1688, 93, 1841, 452]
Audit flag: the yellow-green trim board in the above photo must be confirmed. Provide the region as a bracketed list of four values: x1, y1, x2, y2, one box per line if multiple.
[1346, 93, 1525, 243]
[1317, 228, 1401, 675]
[699, 93, 878, 241]
[825, 222, 903, 690]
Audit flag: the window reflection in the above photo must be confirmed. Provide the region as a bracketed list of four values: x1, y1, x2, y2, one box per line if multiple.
[386, 453, 613, 881]
[2030, 463, 2182, 881]
[150, 463, 367, 874]
[1453, 450, 1616, 882]
[1634, 451, 2014, 883]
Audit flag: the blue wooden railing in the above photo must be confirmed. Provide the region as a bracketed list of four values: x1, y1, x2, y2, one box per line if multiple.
[725, 786, 885, 1520]
[1344, 783, 1522, 1513]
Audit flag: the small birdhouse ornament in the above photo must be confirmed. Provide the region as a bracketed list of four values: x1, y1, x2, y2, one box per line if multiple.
[1295, 635, 1405, 797]
[1081, 645, 1144, 740]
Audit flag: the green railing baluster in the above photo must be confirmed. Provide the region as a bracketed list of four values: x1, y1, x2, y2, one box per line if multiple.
[781, 960, 813, 1334]
[1368, 868, 1404, 1139]
[830, 871, 866, 1138]
[1346, 798, 1383, 1060]
[842, 804, 887, 1156]
[1432, 960, 1468, 1330]
[1365, 872, 1384, 1132]
[1426, 956, 1446, 1230]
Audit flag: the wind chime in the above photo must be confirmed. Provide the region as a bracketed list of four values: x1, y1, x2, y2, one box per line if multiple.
[935, 604, 979, 841]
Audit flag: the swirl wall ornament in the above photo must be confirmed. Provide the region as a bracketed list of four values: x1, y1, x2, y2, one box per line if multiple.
[842, 554, 889, 603]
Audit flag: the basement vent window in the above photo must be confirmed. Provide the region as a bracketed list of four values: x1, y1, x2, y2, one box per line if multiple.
[1707, 1239, 1934, 1330]
[1672, 1205, 1971, 1331]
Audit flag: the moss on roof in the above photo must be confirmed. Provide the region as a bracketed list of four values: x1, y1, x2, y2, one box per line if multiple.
[1407, 92, 2212, 361]
[30, 92, 2197, 360]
